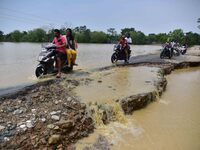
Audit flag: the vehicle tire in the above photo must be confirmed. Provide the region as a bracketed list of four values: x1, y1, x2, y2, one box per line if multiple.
[181, 50, 186, 55]
[177, 51, 180, 56]
[35, 65, 46, 78]
[170, 49, 173, 58]
[160, 51, 165, 59]
[111, 53, 118, 63]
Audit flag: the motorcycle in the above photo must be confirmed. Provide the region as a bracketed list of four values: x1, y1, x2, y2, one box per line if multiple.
[160, 44, 172, 59]
[179, 45, 187, 55]
[111, 44, 131, 63]
[171, 47, 181, 57]
[35, 43, 73, 78]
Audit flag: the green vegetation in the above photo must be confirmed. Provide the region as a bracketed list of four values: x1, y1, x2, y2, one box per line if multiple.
[0, 26, 200, 45]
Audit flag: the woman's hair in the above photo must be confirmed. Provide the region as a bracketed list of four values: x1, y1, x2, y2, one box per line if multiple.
[66, 28, 74, 41]
[66, 28, 72, 35]
[54, 29, 60, 34]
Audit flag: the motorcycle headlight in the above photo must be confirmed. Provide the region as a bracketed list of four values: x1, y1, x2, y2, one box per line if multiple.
[114, 46, 118, 51]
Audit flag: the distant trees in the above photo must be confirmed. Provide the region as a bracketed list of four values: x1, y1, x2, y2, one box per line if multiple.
[90, 31, 107, 43]
[29, 28, 47, 42]
[0, 26, 200, 46]
[11, 30, 22, 42]
[3, 29, 48, 42]
[130, 31, 146, 44]
[0, 30, 4, 42]
[74, 26, 91, 43]
[146, 33, 157, 44]
[185, 32, 200, 46]
[156, 33, 169, 43]
[168, 29, 184, 44]
[107, 28, 118, 43]
[121, 28, 135, 35]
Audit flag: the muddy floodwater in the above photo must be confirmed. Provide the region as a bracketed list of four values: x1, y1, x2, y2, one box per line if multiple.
[0, 42, 161, 93]
[76, 67, 200, 150]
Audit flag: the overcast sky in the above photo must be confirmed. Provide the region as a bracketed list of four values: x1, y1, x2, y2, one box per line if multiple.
[0, 0, 199, 34]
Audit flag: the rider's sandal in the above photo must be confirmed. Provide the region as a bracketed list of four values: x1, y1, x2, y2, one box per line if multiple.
[73, 63, 78, 66]
[56, 74, 61, 78]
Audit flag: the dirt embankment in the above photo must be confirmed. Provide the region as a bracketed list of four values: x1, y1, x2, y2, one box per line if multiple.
[0, 78, 94, 149]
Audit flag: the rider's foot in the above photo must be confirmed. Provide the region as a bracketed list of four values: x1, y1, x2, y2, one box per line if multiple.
[67, 64, 71, 67]
[73, 63, 78, 66]
[56, 73, 61, 78]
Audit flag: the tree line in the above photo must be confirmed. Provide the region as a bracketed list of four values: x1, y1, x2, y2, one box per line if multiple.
[0, 26, 200, 46]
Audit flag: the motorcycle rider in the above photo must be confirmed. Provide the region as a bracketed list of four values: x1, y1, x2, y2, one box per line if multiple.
[64, 28, 77, 67]
[52, 29, 66, 78]
[119, 35, 129, 62]
[125, 33, 132, 44]
[170, 40, 180, 55]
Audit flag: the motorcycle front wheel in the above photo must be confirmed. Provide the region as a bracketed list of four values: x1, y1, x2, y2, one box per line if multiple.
[35, 64, 46, 78]
[160, 50, 165, 59]
[111, 53, 118, 63]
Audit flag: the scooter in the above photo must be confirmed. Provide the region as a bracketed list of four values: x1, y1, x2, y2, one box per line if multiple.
[35, 43, 73, 78]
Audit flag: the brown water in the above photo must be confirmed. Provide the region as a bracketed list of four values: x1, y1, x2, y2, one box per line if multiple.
[76, 67, 200, 150]
[0, 42, 161, 92]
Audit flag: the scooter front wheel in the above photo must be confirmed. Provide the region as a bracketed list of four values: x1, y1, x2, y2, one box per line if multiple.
[35, 65, 46, 78]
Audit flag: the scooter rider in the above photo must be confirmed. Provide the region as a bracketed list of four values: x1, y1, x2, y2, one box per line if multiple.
[52, 29, 66, 78]
[65, 28, 77, 67]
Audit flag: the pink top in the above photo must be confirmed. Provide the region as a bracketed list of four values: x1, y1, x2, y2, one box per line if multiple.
[52, 35, 66, 54]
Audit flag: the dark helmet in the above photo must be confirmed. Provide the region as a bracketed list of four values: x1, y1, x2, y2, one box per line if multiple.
[126, 33, 130, 37]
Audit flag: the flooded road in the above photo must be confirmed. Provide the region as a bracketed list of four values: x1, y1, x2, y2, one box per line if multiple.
[0, 42, 161, 92]
[76, 67, 200, 150]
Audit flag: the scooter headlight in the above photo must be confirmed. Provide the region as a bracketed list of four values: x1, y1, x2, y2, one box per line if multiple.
[38, 55, 44, 61]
